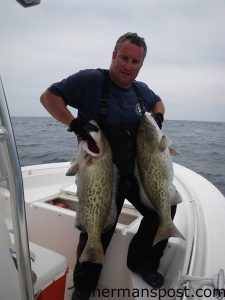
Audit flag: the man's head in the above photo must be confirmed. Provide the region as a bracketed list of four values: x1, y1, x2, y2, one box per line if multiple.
[113, 32, 147, 59]
[109, 32, 147, 89]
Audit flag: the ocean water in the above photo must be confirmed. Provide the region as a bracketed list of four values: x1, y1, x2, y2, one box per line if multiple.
[11, 117, 225, 197]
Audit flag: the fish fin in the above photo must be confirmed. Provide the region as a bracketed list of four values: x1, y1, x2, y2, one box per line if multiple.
[66, 159, 79, 176]
[159, 135, 170, 152]
[170, 189, 182, 205]
[75, 212, 86, 231]
[75, 221, 86, 232]
[169, 185, 183, 205]
[169, 147, 181, 156]
[79, 239, 104, 265]
[153, 223, 185, 246]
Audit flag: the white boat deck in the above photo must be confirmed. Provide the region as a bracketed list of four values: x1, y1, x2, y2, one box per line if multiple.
[1, 162, 225, 299]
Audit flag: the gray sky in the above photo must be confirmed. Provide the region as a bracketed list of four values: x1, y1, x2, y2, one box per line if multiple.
[0, 0, 225, 121]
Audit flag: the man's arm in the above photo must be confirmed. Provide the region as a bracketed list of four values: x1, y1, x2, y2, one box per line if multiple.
[150, 100, 165, 129]
[40, 90, 74, 126]
[40, 89, 94, 140]
[151, 100, 165, 115]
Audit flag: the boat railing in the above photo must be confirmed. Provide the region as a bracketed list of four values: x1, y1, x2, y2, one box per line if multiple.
[0, 77, 34, 300]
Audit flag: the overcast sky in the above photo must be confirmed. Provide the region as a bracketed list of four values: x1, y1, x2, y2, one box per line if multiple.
[0, 0, 225, 121]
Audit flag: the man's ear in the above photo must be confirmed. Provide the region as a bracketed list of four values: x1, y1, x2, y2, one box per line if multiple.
[112, 51, 117, 60]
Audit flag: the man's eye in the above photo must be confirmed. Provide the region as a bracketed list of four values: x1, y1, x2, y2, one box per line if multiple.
[120, 56, 128, 61]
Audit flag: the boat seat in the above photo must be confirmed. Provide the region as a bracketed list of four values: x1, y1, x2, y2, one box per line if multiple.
[10, 233, 68, 296]
[0, 210, 68, 299]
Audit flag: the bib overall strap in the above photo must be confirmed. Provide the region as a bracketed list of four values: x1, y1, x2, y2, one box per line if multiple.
[132, 83, 146, 116]
[99, 69, 110, 124]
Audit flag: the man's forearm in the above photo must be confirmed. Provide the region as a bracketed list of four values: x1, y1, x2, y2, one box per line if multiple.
[40, 90, 74, 126]
[151, 100, 165, 115]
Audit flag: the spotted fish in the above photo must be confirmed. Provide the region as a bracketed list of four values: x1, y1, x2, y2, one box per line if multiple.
[67, 120, 117, 264]
[136, 112, 184, 246]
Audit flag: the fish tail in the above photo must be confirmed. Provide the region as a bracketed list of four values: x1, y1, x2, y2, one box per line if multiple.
[79, 239, 105, 265]
[153, 223, 185, 246]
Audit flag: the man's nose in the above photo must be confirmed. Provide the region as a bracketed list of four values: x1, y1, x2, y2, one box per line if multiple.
[124, 60, 132, 70]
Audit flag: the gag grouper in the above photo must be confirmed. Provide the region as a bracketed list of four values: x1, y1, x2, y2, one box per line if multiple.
[67, 120, 117, 264]
[136, 112, 185, 246]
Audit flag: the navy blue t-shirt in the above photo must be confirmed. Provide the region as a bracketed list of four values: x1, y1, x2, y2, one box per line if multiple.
[48, 69, 161, 125]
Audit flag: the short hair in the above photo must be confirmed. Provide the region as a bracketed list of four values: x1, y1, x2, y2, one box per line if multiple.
[113, 32, 147, 58]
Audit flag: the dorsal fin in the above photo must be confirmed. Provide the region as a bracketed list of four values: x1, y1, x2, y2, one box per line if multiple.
[66, 158, 79, 176]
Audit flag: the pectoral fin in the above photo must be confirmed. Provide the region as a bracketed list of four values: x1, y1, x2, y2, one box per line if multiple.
[158, 135, 180, 155]
[159, 135, 170, 151]
[169, 147, 181, 156]
[66, 158, 79, 176]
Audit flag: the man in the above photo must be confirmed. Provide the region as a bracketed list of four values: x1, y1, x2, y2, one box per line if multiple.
[40, 32, 176, 300]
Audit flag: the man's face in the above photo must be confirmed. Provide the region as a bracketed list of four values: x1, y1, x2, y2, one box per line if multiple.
[109, 40, 145, 89]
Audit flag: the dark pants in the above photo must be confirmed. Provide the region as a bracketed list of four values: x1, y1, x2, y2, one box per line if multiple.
[73, 176, 177, 292]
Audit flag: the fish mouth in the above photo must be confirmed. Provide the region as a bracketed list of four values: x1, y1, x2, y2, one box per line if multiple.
[143, 113, 158, 130]
[83, 122, 100, 155]
[87, 138, 100, 154]
[81, 139, 100, 157]
[143, 115, 154, 128]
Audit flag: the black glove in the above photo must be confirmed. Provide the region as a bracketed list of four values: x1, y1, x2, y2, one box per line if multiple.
[152, 113, 164, 129]
[67, 118, 98, 141]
